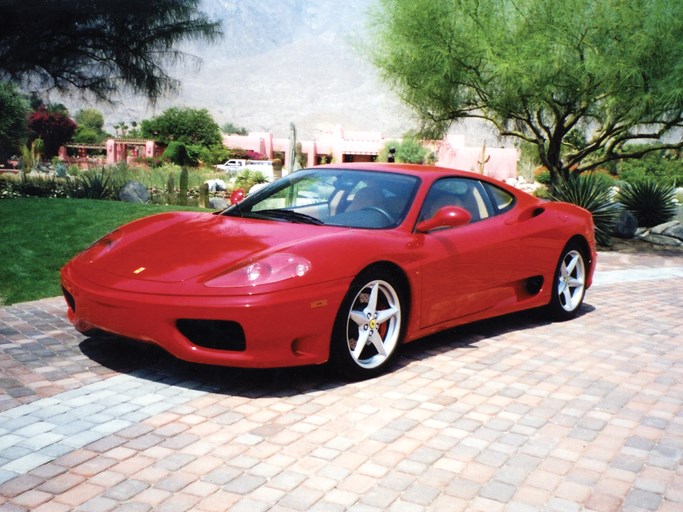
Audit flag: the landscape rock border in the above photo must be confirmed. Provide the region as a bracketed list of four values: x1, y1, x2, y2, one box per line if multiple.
[637, 220, 683, 247]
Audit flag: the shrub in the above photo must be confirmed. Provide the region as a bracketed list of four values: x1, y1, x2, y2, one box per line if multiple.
[533, 166, 552, 185]
[0, 173, 65, 198]
[235, 169, 268, 192]
[617, 149, 683, 187]
[197, 143, 229, 166]
[616, 180, 678, 228]
[163, 141, 194, 166]
[378, 137, 430, 164]
[74, 169, 115, 199]
[12, 175, 67, 198]
[131, 156, 165, 168]
[532, 185, 550, 199]
[583, 169, 616, 188]
[552, 173, 621, 246]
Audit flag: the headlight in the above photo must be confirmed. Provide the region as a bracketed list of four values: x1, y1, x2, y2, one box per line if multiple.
[206, 253, 312, 288]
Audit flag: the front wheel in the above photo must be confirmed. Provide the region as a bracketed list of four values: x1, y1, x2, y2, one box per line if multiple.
[330, 270, 405, 380]
[549, 242, 587, 320]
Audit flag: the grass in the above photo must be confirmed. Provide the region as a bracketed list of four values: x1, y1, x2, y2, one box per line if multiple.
[0, 198, 205, 305]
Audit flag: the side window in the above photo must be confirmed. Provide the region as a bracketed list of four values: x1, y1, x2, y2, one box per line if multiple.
[483, 182, 516, 214]
[421, 178, 493, 222]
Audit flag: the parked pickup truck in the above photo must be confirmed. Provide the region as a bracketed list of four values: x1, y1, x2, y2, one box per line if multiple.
[215, 159, 246, 172]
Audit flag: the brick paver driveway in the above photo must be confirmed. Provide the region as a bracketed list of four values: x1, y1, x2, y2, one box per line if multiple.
[0, 250, 682, 511]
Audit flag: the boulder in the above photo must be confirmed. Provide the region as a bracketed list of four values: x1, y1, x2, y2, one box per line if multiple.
[651, 220, 679, 235]
[209, 197, 229, 210]
[118, 180, 149, 203]
[639, 232, 683, 247]
[612, 210, 638, 239]
[205, 179, 227, 192]
[662, 222, 683, 242]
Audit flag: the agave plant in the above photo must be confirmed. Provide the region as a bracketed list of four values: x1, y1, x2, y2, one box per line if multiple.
[234, 169, 268, 191]
[616, 180, 678, 228]
[75, 168, 115, 199]
[551, 173, 621, 246]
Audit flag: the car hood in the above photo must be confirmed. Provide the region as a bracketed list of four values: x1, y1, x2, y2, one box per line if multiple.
[87, 211, 339, 284]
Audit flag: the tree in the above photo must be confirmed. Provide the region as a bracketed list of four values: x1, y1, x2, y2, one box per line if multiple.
[369, 0, 683, 189]
[28, 106, 77, 158]
[0, 0, 221, 102]
[379, 137, 431, 164]
[73, 108, 107, 144]
[0, 81, 30, 162]
[141, 107, 222, 148]
[221, 122, 248, 135]
[75, 109, 105, 133]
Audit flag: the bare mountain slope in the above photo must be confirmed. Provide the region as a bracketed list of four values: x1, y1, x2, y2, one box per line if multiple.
[58, 0, 506, 144]
[58, 0, 414, 139]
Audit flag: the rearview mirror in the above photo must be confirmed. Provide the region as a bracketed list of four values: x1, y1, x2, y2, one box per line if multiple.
[416, 206, 472, 233]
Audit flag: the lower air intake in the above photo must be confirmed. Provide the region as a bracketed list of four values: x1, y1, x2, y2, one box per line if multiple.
[176, 319, 246, 351]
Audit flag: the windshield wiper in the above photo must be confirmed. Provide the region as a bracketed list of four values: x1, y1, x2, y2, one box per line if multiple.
[253, 209, 325, 225]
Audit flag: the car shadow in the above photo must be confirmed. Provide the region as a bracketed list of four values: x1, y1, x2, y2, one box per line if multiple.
[79, 303, 595, 398]
[396, 302, 595, 367]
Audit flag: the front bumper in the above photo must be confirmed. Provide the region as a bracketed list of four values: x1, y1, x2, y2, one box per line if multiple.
[61, 266, 349, 368]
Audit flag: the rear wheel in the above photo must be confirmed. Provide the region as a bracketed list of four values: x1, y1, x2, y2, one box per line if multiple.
[549, 242, 587, 320]
[330, 269, 405, 380]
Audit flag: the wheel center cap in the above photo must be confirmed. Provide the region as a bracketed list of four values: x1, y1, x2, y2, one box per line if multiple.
[369, 319, 377, 330]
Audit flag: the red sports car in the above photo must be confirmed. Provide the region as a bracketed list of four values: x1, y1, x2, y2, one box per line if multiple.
[61, 163, 596, 380]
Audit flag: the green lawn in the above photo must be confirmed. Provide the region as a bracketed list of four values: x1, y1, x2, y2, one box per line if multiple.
[0, 198, 205, 305]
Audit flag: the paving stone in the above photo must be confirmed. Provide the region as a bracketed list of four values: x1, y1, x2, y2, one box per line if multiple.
[103, 479, 150, 501]
[0, 254, 682, 510]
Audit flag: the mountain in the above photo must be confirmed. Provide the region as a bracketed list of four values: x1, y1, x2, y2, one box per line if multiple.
[57, 0, 505, 144]
[56, 0, 414, 140]
[178, 0, 415, 138]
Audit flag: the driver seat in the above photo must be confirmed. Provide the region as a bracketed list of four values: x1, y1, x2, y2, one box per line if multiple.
[346, 187, 384, 212]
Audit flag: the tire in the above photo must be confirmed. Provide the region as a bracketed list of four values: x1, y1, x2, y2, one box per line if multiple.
[549, 241, 587, 320]
[330, 269, 405, 380]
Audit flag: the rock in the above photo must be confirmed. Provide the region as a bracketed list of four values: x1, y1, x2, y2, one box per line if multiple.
[118, 180, 149, 203]
[612, 210, 638, 239]
[205, 179, 227, 192]
[662, 222, 683, 242]
[639, 232, 683, 247]
[209, 197, 228, 210]
[651, 220, 679, 235]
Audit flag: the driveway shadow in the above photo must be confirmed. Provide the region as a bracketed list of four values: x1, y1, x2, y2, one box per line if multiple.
[79, 303, 595, 398]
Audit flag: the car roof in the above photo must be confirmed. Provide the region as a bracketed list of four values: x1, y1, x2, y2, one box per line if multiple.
[313, 162, 488, 180]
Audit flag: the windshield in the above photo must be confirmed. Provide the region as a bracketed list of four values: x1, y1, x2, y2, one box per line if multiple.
[222, 168, 420, 229]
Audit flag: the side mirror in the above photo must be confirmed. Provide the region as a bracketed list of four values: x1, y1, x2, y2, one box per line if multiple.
[416, 206, 472, 233]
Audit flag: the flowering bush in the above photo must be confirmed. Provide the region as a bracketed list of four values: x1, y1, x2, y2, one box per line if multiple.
[0, 162, 232, 208]
[0, 175, 71, 199]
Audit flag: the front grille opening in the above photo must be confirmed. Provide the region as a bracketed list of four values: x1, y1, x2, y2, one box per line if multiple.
[62, 286, 76, 312]
[176, 319, 246, 351]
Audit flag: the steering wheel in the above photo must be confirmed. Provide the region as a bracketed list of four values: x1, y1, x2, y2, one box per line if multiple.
[362, 206, 394, 224]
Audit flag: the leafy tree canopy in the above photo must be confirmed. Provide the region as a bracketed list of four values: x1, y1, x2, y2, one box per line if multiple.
[141, 107, 222, 148]
[73, 108, 107, 144]
[369, 0, 683, 188]
[0, 0, 221, 102]
[28, 106, 77, 158]
[0, 81, 30, 161]
[75, 109, 105, 133]
[221, 122, 248, 135]
[379, 137, 431, 164]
